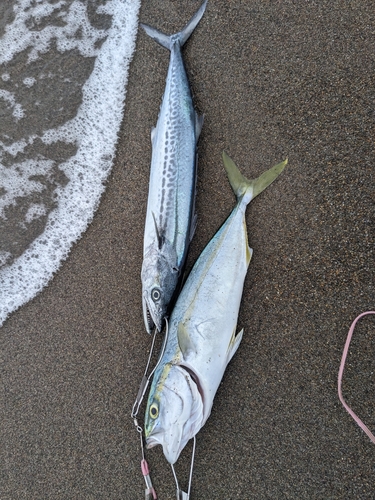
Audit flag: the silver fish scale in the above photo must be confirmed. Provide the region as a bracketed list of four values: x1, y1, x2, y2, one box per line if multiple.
[145, 39, 197, 267]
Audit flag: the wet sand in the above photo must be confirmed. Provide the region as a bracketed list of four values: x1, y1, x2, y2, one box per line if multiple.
[2, 1, 375, 498]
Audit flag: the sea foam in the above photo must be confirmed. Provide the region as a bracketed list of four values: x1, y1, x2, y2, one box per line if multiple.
[0, 0, 140, 326]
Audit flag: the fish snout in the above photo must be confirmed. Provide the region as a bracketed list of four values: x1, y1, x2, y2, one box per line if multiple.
[142, 294, 163, 333]
[145, 434, 162, 449]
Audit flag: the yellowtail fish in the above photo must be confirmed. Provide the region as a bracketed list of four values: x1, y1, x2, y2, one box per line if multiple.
[144, 152, 287, 464]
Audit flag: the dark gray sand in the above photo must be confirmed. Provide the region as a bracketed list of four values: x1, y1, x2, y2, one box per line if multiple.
[2, 1, 375, 498]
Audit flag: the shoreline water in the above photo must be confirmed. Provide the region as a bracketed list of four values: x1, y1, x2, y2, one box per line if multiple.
[0, 0, 140, 325]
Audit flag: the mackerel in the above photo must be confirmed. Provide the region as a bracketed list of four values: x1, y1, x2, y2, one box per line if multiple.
[140, 1, 207, 334]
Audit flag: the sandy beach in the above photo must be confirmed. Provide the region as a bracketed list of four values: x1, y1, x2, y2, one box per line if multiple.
[2, 0, 375, 498]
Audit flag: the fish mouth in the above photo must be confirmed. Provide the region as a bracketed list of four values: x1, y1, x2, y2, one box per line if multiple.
[146, 433, 180, 464]
[142, 296, 155, 334]
[147, 431, 182, 465]
[145, 431, 166, 451]
[142, 294, 163, 333]
[145, 435, 161, 449]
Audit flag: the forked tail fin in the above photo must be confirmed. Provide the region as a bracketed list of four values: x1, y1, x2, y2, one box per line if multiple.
[140, 0, 207, 50]
[222, 151, 287, 205]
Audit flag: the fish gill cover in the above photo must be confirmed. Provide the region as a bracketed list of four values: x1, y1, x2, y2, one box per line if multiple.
[0, 0, 140, 326]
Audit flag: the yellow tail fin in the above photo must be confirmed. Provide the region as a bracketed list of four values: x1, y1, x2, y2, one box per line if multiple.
[222, 151, 287, 203]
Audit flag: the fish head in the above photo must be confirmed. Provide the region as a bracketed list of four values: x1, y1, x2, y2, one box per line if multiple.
[145, 362, 203, 464]
[141, 244, 180, 333]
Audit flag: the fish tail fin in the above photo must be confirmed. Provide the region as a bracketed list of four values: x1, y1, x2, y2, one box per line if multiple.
[177, 0, 208, 46]
[222, 151, 288, 205]
[140, 0, 207, 50]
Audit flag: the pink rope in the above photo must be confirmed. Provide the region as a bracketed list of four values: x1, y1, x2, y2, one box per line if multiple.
[338, 311, 375, 444]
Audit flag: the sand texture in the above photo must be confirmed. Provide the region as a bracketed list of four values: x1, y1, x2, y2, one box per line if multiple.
[2, 1, 375, 498]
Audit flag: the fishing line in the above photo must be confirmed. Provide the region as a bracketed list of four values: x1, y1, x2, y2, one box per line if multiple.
[170, 436, 196, 500]
[131, 319, 169, 418]
[188, 435, 196, 498]
[131, 319, 170, 499]
[131, 328, 158, 419]
[171, 463, 180, 493]
[338, 311, 375, 444]
[131, 327, 158, 500]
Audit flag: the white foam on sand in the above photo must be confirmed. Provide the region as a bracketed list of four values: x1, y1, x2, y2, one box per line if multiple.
[0, 0, 141, 326]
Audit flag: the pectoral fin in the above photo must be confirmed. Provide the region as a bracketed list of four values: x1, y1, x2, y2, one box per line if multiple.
[151, 212, 164, 250]
[177, 322, 196, 359]
[226, 327, 243, 365]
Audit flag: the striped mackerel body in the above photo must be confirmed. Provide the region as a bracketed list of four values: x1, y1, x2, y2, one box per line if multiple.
[141, 1, 206, 334]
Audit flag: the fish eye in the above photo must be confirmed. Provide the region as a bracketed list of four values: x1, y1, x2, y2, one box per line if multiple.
[149, 403, 159, 419]
[151, 288, 161, 302]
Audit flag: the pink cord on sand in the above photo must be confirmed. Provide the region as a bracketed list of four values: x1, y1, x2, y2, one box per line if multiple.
[338, 311, 375, 444]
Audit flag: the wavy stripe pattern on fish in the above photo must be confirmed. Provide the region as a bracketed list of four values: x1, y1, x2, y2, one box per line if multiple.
[140, 1, 207, 334]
